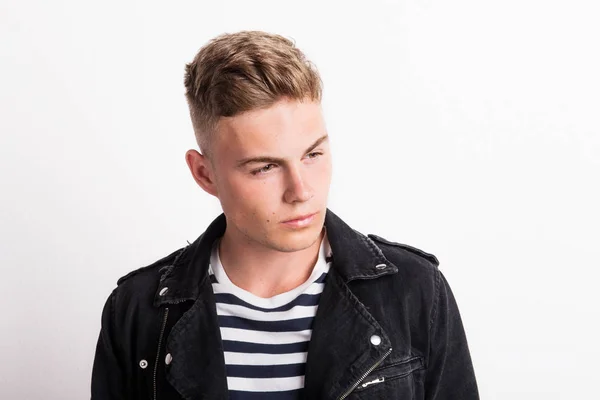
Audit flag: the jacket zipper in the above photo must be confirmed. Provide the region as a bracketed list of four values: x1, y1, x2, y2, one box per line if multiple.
[153, 307, 170, 400]
[337, 347, 392, 400]
[360, 376, 385, 389]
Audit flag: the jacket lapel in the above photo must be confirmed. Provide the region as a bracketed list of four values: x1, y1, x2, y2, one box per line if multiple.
[303, 209, 400, 399]
[164, 276, 228, 399]
[303, 265, 393, 399]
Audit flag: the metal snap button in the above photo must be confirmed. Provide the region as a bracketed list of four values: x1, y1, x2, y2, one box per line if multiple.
[370, 335, 382, 346]
[159, 287, 169, 296]
[375, 263, 387, 270]
[139, 359, 148, 369]
[165, 353, 173, 365]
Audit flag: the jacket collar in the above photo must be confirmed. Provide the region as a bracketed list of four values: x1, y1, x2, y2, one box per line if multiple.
[154, 207, 398, 307]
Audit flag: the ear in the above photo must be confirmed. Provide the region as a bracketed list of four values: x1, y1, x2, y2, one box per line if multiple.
[185, 149, 219, 197]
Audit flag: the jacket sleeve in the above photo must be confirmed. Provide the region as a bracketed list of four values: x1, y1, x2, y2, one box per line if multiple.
[91, 288, 127, 399]
[424, 269, 479, 399]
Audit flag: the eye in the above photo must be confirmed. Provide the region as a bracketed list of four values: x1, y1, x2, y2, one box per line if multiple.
[251, 164, 277, 175]
[307, 151, 323, 159]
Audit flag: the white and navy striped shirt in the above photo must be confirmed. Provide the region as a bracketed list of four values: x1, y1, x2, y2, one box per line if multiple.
[208, 231, 332, 399]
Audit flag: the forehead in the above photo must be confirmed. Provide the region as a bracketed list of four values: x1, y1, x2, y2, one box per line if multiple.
[216, 99, 325, 154]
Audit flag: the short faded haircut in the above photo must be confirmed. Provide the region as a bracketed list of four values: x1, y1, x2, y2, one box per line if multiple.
[183, 30, 323, 159]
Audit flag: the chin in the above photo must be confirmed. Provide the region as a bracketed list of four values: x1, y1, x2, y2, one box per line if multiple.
[270, 223, 324, 252]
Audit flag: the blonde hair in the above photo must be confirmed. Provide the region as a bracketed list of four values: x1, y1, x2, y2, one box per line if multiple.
[184, 30, 323, 159]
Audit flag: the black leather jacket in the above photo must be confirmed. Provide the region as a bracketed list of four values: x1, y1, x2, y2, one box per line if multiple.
[91, 208, 479, 399]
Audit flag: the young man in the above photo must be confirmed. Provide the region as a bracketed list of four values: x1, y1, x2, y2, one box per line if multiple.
[91, 31, 479, 399]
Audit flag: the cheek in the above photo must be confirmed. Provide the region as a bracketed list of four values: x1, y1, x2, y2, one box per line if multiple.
[225, 174, 280, 203]
[312, 159, 332, 185]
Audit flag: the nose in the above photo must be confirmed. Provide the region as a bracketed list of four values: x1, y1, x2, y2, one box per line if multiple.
[284, 164, 313, 203]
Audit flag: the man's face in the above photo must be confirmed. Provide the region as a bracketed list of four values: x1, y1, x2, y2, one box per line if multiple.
[207, 98, 332, 253]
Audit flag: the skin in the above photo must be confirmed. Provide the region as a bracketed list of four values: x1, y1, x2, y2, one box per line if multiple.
[185, 97, 332, 298]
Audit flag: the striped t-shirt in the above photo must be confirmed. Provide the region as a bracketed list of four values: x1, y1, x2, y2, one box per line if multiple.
[208, 230, 332, 399]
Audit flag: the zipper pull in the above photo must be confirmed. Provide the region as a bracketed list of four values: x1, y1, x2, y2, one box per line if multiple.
[360, 376, 385, 389]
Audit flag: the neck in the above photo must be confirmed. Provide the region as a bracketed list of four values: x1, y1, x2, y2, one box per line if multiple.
[217, 225, 325, 298]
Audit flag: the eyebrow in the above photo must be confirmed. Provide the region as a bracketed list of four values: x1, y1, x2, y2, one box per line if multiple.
[235, 134, 329, 169]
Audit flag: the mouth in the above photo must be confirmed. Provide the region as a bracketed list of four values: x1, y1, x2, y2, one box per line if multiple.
[281, 212, 317, 228]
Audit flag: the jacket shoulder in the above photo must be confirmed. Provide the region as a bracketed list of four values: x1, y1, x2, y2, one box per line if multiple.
[116, 246, 186, 286]
[367, 233, 439, 267]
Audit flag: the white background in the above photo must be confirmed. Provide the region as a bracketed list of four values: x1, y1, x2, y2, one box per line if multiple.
[1, 0, 598, 398]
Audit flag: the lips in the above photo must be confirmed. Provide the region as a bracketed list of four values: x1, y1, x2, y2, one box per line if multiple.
[283, 212, 316, 223]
